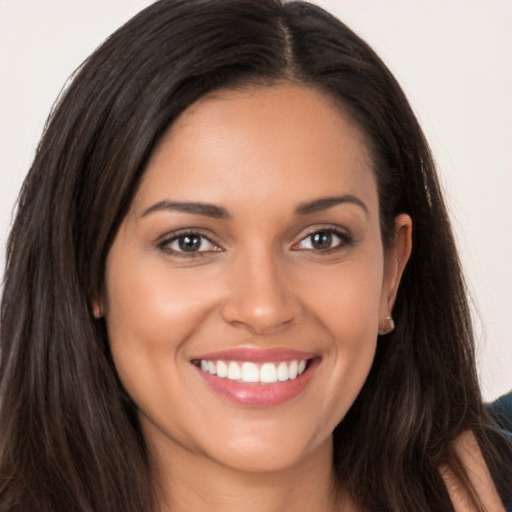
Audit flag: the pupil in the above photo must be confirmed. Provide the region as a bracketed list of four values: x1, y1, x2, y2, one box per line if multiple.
[312, 231, 332, 249]
[179, 235, 201, 252]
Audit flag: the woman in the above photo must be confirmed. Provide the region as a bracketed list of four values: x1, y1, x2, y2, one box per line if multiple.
[0, 1, 510, 510]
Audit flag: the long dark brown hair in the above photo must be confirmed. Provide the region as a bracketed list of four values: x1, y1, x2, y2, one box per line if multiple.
[1, 1, 510, 511]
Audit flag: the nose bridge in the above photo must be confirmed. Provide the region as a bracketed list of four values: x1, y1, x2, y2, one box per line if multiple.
[221, 243, 301, 334]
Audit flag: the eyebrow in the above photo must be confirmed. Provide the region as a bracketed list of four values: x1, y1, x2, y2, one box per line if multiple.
[141, 194, 368, 220]
[141, 200, 230, 219]
[295, 195, 368, 216]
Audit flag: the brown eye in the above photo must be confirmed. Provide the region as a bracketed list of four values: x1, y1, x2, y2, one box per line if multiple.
[296, 229, 350, 251]
[311, 231, 334, 250]
[160, 232, 220, 255]
[177, 234, 202, 252]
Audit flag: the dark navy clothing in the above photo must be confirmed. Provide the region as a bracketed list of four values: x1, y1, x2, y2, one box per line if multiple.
[491, 391, 512, 435]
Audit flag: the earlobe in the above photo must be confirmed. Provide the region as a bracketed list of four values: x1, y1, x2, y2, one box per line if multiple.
[378, 213, 413, 332]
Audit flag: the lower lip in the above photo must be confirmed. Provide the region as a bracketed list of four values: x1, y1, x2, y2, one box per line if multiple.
[194, 359, 318, 407]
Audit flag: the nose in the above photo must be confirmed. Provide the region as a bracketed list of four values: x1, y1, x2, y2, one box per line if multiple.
[220, 250, 303, 335]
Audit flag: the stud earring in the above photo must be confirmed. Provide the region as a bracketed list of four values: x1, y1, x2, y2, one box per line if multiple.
[378, 315, 395, 335]
[93, 303, 103, 319]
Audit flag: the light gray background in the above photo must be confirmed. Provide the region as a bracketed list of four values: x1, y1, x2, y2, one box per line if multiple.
[1, 0, 511, 400]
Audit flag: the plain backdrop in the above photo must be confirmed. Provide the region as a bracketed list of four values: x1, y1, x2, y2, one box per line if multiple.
[0, 0, 511, 400]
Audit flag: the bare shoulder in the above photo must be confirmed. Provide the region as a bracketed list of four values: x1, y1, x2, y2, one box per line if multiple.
[440, 430, 505, 512]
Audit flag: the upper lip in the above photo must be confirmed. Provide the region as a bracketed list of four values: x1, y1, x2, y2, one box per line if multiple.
[191, 347, 318, 363]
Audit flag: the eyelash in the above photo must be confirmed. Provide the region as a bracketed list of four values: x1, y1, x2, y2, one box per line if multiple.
[157, 226, 353, 258]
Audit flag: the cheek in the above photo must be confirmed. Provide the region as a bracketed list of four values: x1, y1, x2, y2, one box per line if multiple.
[103, 256, 219, 437]
[300, 255, 383, 338]
[102, 245, 221, 409]
[296, 258, 383, 418]
[105, 257, 217, 353]
[328, 260, 383, 360]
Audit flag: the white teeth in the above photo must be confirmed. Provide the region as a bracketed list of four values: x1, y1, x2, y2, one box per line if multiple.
[207, 361, 216, 375]
[288, 360, 298, 379]
[241, 362, 259, 383]
[228, 361, 241, 380]
[260, 363, 277, 383]
[198, 358, 309, 384]
[216, 360, 228, 378]
[277, 361, 289, 381]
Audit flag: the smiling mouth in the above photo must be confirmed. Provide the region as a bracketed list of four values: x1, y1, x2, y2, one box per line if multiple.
[191, 349, 319, 406]
[192, 358, 311, 384]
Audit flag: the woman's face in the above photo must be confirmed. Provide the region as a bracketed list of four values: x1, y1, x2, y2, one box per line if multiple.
[103, 84, 411, 474]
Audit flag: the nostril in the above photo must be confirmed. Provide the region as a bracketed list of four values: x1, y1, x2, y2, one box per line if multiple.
[220, 297, 302, 334]
[224, 312, 298, 335]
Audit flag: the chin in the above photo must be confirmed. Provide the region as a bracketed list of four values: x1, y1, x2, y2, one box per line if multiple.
[198, 420, 333, 475]
[209, 444, 314, 474]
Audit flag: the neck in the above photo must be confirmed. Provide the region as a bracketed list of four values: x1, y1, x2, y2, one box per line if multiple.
[150, 435, 346, 512]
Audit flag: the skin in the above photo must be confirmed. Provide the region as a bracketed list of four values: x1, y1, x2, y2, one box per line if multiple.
[441, 431, 505, 512]
[101, 84, 412, 512]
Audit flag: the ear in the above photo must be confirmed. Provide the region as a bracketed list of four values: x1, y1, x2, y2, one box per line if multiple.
[378, 213, 412, 333]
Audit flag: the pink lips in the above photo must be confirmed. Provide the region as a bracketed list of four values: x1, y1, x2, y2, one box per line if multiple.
[191, 348, 319, 407]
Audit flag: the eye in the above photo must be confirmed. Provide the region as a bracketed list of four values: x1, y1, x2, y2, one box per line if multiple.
[295, 229, 349, 251]
[159, 232, 220, 255]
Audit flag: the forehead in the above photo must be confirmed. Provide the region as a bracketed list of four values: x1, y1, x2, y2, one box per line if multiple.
[133, 84, 377, 216]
